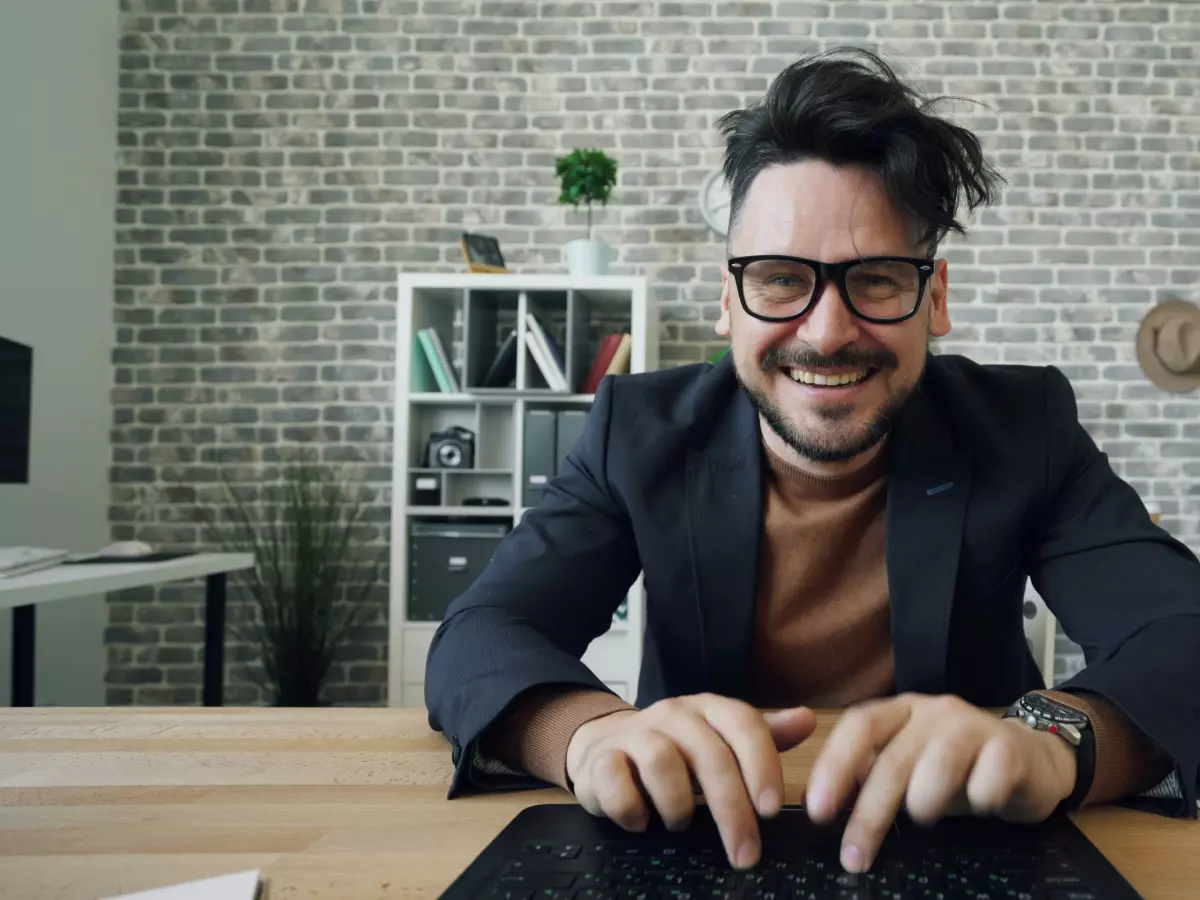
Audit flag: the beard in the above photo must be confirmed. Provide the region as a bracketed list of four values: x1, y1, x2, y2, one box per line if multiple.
[734, 344, 918, 464]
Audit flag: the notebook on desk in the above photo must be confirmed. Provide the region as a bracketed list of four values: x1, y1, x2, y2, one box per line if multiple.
[105, 869, 266, 900]
[0, 546, 70, 579]
[63, 551, 198, 565]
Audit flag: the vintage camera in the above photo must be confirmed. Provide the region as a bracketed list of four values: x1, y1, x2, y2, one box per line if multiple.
[425, 425, 475, 469]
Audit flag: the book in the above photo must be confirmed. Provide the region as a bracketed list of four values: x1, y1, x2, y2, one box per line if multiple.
[582, 333, 623, 394]
[605, 333, 632, 377]
[410, 334, 437, 392]
[426, 328, 460, 393]
[525, 323, 564, 390]
[524, 313, 567, 390]
[0, 546, 70, 579]
[104, 869, 266, 900]
[481, 328, 518, 388]
[417, 328, 460, 393]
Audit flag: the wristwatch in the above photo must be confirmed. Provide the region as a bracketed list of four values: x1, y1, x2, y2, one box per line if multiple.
[1002, 692, 1095, 809]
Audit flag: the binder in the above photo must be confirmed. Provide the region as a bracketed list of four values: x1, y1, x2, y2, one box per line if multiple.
[522, 408, 557, 507]
[555, 409, 589, 476]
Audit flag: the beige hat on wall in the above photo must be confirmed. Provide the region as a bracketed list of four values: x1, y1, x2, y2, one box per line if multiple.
[1136, 299, 1200, 393]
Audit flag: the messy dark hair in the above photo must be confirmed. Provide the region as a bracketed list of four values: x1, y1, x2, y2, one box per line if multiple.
[716, 47, 1005, 256]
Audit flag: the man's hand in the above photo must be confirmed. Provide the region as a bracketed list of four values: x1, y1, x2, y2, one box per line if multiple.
[805, 693, 1078, 873]
[566, 694, 817, 869]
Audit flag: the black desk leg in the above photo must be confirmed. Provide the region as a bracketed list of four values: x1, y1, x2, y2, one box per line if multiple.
[203, 573, 226, 707]
[12, 604, 35, 707]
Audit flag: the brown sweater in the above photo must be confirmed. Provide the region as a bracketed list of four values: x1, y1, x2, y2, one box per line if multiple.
[482, 441, 1170, 805]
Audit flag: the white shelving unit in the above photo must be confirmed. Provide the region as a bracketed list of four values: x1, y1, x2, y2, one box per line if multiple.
[389, 273, 657, 709]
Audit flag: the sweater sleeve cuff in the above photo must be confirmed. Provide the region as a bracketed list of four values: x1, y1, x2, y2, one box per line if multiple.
[481, 687, 637, 791]
[1038, 689, 1174, 807]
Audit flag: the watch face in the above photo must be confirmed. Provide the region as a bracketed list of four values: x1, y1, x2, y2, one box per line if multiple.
[1022, 694, 1088, 726]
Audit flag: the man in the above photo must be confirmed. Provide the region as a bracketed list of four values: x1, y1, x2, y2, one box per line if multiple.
[425, 48, 1200, 875]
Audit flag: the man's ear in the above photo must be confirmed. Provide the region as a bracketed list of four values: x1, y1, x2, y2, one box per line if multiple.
[927, 258, 951, 338]
[715, 266, 732, 338]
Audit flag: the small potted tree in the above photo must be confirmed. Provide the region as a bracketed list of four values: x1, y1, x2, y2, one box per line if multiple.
[555, 147, 618, 276]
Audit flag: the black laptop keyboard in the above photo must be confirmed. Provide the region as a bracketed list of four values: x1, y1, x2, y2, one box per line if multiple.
[488, 838, 1098, 900]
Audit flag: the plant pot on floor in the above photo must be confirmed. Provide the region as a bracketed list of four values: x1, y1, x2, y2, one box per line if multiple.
[566, 239, 613, 276]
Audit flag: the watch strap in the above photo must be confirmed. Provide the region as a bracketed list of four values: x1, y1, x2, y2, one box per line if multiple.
[1061, 718, 1096, 810]
[1029, 691, 1097, 810]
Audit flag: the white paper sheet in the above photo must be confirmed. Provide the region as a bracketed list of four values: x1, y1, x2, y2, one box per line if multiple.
[104, 870, 264, 900]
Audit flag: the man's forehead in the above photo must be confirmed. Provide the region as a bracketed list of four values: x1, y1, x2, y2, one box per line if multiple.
[732, 161, 920, 258]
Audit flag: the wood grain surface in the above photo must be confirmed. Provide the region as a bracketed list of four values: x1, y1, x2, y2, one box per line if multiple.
[1, 708, 1195, 899]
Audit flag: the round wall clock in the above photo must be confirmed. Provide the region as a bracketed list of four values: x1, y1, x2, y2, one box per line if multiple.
[698, 168, 732, 238]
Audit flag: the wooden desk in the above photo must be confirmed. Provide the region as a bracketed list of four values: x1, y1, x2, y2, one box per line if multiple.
[0, 708, 1195, 899]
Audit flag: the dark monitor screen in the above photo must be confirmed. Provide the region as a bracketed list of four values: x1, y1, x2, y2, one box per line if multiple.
[0, 336, 32, 484]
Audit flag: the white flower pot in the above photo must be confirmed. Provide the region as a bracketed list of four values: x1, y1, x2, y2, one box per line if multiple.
[566, 239, 613, 276]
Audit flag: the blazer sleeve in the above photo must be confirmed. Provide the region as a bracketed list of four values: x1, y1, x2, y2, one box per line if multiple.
[424, 375, 642, 797]
[1027, 365, 1200, 818]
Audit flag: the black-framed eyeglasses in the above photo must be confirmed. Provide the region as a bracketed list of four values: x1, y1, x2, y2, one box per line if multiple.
[728, 255, 936, 324]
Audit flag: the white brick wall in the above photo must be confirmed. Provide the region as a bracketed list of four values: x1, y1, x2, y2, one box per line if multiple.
[111, 0, 1200, 702]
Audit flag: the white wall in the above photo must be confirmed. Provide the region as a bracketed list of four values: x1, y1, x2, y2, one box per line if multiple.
[0, 0, 118, 705]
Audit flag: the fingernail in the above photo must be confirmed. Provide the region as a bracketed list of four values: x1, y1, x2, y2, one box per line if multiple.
[807, 784, 828, 817]
[758, 788, 781, 817]
[737, 840, 759, 870]
[841, 844, 864, 873]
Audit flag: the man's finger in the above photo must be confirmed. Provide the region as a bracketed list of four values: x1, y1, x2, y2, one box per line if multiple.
[763, 706, 818, 753]
[591, 749, 650, 832]
[705, 703, 798, 819]
[904, 731, 981, 825]
[626, 731, 697, 831]
[669, 709, 762, 870]
[965, 729, 1028, 818]
[839, 724, 925, 873]
[806, 699, 912, 823]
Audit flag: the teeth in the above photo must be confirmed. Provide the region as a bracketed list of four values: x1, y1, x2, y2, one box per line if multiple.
[789, 368, 869, 386]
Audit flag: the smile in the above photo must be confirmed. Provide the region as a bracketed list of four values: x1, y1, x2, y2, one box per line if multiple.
[786, 367, 876, 387]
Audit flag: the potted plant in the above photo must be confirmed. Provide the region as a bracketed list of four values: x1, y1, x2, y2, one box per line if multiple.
[196, 455, 386, 707]
[555, 147, 618, 276]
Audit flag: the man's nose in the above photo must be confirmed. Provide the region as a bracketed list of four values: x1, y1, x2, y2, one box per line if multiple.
[795, 280, 862, 356]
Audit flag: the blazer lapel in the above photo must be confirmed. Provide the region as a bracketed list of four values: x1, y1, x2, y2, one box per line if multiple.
[685, 386, 763, 700]
[886, 379, 972, 696]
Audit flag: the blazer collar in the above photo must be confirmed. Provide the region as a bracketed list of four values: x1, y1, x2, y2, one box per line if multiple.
[885, 371, 972, 695]
[684, 358, 763, 698]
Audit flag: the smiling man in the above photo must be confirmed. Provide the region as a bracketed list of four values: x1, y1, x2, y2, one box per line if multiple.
[425, 48, 1200, 874]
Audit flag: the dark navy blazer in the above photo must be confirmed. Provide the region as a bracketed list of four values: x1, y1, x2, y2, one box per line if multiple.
[425, 353, 1200, 815]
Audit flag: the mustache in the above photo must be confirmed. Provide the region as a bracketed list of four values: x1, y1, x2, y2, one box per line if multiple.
[761, 345, 899, 372]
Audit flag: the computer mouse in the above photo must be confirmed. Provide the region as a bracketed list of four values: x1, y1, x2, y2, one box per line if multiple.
[99, 540, 154, 558]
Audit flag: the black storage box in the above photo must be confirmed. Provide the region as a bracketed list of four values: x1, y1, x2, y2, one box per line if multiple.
[407, 520, 511, 622]
[410, 471, 442, 506]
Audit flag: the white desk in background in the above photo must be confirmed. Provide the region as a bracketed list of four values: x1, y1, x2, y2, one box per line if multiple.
[0, 553, 254, 707]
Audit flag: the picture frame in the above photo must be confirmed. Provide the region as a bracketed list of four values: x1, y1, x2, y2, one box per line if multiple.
[460, 232, 509, 274]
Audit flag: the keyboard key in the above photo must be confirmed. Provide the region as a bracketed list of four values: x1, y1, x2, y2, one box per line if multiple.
[499, 875, 576, 889]
[1042, 875, 1083, 887]
[508, 858, 592, 876]
[1047, 892, 1096, 900]
[490, 890, 533, 900]
[525, 844, 553, 855]
[557, 846, 583, 860]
